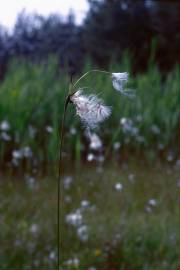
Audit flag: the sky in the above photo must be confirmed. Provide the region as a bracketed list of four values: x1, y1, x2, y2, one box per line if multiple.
[0, 0, 89, 29]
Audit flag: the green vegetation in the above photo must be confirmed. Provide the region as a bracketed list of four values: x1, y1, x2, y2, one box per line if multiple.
[0, 164, 180, 269]
[0, 58, 179, 169]
[0, 57, 180, 269]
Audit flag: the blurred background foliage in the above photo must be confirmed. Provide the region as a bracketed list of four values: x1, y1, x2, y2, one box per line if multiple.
[0, 0, 179, 79]
[0, 0, 180, 170]
[0, 58, 180, 171]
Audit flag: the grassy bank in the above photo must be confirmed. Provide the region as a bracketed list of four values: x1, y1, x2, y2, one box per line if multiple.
[0, 58, 180, 169]
[0, 163, 180, 269]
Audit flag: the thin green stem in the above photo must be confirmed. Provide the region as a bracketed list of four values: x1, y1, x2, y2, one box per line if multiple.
[73, 69, 111, 89]
[58, 95, 70, 269]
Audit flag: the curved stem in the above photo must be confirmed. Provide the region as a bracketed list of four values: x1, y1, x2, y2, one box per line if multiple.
[58, 95, 70, 269]
[73, 69, 111, 89]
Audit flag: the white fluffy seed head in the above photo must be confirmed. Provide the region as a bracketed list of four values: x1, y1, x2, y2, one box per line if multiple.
[70, 90, 111, 129]
[89, 132, 102, 150]
[111, 72, 135, 98]
[112, 72, 129, 91]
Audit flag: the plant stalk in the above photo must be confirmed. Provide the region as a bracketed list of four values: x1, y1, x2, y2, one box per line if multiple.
[58, 95, 70, 269]
[73, 69, 111, 88]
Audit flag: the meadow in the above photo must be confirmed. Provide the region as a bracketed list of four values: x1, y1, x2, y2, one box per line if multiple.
[0, 58, 180, 269]
[0, 164, 180, 269]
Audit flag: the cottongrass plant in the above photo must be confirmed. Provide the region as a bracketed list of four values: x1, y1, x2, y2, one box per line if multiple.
[58, 69, 134, 269]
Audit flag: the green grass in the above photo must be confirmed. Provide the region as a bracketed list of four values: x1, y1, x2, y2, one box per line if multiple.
[0, 163, 180, 269]
[0, 57, 179, 169]
[0, 54, 179, 270]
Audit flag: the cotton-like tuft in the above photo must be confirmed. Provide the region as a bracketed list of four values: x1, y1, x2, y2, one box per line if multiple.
[112, 72, 135, 98]
[70, 90, 111, 129]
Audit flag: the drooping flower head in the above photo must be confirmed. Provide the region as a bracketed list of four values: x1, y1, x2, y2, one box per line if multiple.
[111, 72, 135, 98]
[112, 72, 129, 91]
[70, 89, 111, 129]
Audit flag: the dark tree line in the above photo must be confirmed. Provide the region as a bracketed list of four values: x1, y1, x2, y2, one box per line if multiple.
[0, 0, 179, 79]
[0, 12, 84, 79]
[83, 0, 180, 72]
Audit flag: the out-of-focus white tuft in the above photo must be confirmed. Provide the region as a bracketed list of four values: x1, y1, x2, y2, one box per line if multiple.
[112, 72, 135, 98]
[70, 90, 111, 129]
[89, 132, 103, 150]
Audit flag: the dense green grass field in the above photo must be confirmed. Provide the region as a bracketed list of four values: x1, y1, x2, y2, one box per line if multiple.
[0, 58, 179, 168]
[0, 163, 180, 269]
